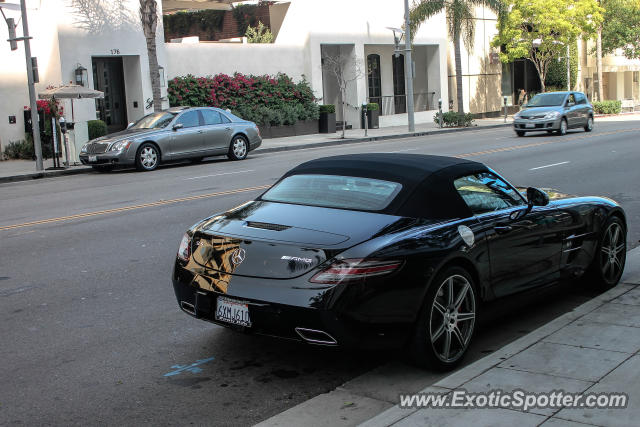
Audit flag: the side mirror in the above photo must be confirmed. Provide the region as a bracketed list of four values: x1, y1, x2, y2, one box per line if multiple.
[527, 187, 549, 207]
[127, 122, 134, 129]
[172, 123, 183, 131]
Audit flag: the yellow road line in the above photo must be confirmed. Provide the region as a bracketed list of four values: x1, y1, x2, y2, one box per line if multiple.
[0, 185, 270, 232]
[3, 127, 639, 232]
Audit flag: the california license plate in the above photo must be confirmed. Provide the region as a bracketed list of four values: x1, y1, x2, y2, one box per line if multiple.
[89, 155, 97, 162]
[525, 123, 535, 128]
[215, 297, 251, 327]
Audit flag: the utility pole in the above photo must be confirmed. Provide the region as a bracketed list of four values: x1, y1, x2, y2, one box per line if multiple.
[20, 0, 43, 171]
[3, 0, 44, 170]
[404, 0, 415, 132]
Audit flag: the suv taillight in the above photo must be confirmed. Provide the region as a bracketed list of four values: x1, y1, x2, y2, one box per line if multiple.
[310, 258, 402, 284]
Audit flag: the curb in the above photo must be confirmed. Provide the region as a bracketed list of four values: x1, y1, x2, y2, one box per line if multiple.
[0, 123, 512, 184]
[254, 123, 512, 155]
[0, 166, 93, 184]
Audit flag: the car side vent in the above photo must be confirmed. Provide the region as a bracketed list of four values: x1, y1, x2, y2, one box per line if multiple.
[246, 221, 291, 231]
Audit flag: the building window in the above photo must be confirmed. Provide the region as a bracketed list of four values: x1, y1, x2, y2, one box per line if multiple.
[392, 54, 406, 114]
[367, 54, 382, 108]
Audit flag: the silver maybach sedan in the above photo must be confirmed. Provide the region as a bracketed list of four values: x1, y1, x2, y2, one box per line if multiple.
[79, 106, 262, 171]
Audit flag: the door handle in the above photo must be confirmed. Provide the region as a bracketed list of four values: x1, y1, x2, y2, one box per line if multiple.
[198, 130, 204, 134]
[494, 225, 513, 234]
[225, 127, 232, 131]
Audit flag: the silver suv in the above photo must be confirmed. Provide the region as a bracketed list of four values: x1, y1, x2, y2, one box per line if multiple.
[79, 106, 262, 171]
[513, 91, 594, 137]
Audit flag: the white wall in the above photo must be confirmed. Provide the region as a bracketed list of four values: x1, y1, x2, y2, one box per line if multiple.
[0, 0, 168, 148]
[165, 43, 307, 80]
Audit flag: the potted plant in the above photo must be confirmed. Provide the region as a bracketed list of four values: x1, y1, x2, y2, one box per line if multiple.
[361, 102, 379, 129]
[319, 104, 336, 133]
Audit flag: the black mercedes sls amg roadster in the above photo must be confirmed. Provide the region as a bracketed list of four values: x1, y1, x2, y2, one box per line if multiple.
[172, 154, 627, 369]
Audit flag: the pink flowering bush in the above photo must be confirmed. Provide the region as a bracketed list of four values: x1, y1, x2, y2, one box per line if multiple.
[168, 72, 319, 126]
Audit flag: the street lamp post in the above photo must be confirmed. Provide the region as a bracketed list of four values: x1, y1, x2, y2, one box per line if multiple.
[403, 0, 415, 132]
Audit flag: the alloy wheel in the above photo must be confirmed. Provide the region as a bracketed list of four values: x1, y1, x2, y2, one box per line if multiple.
[600, 222, 625, 282]
[429, 274, 476, 363]
[560, 119, 567, 135]
[586, 117, 593, 132]
[232, 137, 247, 159]
[140, 146, 158, 169]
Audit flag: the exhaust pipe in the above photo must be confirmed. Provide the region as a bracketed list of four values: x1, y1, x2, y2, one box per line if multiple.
[181, 301, 196, 316]
[295, 327, 337, 345]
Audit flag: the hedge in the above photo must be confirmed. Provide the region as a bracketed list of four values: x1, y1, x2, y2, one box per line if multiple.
[168, 73, 319, 127]
[88, 120, 108, 140]
[319, 104, 335, 114]
[433, 111, 475, 127]
[592, 100, 622, 115]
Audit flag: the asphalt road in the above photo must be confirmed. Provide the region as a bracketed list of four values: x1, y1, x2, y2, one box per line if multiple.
[1, 118, 639, 426]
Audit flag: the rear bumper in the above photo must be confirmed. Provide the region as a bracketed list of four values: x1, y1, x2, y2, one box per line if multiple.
[249, 136, 262, 152]
[171, 261, 414, 349]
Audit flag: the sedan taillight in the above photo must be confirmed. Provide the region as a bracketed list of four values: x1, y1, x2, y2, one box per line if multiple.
[177, 233, 192, 261]
[309, 258, 402, 284]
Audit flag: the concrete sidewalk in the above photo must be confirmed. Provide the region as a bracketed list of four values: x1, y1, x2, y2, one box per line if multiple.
[0, 117, 511, 183]
[258, 247, 640, 427]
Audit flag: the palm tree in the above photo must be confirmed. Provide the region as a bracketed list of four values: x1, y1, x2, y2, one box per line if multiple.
[140, 0, 162, 112]
[410, 0, 502, 114]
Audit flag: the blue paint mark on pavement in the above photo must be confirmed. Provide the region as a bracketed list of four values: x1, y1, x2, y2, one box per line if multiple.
[164, 356, 215, 377]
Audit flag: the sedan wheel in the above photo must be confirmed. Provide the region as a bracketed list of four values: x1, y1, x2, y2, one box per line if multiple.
[136, 143, 159, 171]
[584, 116, 594, 132]
[590, 217, 626, 289]
[412, 266, 477, 370]
[228, 136, 248, 161]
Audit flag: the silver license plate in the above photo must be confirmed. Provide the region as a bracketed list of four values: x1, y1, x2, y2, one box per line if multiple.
[525, 123, 535, 128]
[88, 155, 97, 162]
[215, 297, 251, 327]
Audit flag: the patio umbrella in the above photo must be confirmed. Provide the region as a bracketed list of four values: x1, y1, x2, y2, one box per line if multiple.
[38, 83, 104, 166]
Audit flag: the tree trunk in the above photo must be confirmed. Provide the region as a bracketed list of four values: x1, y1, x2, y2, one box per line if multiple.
[145, 35, 162, 112]
[453, 29, 464, 114]
[140, 0, 162, 112]
[340, 88, 346, 139]
[596, 27, 604, 101]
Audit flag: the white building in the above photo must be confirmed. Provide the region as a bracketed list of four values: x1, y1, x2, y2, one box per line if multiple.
[0, 0, 169, 155]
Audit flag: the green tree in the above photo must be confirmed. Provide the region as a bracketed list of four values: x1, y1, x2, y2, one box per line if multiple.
[601, 0, 640, 59]
[245, 21, 274, 43]
[410, 0, 504, 114]
[492, 0, 602, 92]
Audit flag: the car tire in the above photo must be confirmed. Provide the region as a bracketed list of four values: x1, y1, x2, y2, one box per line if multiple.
[92, 165, 114, 173]
[557, 118, 568, 135]
[584, 116, 594, 132]
[136, 143, 159, 171]
[516, 130, 526, 137]
[411, 266, 477, 371]
[228, 135, 248, 161]
[587, 216, 626, 290]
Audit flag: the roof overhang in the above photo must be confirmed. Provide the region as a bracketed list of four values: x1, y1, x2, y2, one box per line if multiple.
[163, 0, 234, 13]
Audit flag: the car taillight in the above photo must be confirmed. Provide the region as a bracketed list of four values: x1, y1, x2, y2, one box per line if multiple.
[309, 258, 402, 284]
[177, 233, 192, 261]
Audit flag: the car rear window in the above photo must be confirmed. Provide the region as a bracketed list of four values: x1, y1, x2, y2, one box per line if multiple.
[261, 174, 403, 211]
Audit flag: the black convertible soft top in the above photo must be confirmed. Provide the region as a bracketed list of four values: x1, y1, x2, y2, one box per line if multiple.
[278, 153, 489, 219]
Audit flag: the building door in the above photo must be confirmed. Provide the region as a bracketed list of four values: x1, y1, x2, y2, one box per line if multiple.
[367, 54, 382, 110]
[92, 57, 128, 133]
[392, 54, 406, 114]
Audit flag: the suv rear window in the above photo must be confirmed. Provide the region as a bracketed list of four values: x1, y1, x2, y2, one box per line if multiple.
[261, 174, 403, 211]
